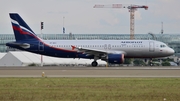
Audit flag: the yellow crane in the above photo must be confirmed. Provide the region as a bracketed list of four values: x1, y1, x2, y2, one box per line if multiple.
[94, 4, 148, 39]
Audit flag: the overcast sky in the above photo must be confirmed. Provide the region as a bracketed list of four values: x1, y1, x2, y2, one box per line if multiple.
[0, 0, 180, 34]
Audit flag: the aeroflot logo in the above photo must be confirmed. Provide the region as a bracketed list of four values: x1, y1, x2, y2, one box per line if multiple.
[11, 19, 36, 36]
[121, 41, 142, 43]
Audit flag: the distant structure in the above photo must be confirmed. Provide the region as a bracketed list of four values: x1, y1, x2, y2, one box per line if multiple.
[63, 17, 65, 34]
[69, 32, 73, 40]
[148, 32, 157, 40]
[161, 22, 164, 34]
[94, 4, 148, 39]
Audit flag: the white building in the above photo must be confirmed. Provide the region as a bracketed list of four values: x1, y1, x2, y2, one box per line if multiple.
[0, 51, 106, 66]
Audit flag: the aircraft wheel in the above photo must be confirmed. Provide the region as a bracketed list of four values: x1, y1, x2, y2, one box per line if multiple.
[91, 61, 98, 67]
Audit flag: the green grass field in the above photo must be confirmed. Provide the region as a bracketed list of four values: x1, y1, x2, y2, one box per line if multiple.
[0, 78, 180, 101]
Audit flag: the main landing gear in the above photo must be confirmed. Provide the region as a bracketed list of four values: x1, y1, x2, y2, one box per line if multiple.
[91, 56, 99, 67]
[91, 61, 98, 67]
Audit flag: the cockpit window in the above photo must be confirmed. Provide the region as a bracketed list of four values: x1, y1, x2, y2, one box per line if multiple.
[160, 45, 166, 48]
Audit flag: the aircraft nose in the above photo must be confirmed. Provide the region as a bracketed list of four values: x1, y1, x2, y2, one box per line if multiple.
[169, 48, 175, 55]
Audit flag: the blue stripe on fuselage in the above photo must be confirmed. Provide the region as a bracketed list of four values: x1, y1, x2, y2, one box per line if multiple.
[6, 40, 94, 59]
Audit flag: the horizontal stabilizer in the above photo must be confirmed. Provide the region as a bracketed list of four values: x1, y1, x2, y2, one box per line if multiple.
[9, 42, 30, 49]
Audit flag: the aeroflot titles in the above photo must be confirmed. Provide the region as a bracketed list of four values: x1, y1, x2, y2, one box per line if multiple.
[121, 41, 143, 43]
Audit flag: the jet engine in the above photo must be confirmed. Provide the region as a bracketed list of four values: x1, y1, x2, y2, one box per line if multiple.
[102, 54, 124, 64]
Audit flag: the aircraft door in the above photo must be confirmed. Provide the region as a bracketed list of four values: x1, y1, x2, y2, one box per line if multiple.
[39, 42, 44, 51]
[104, 44, 111, 50]
[149, 42, 154, 52]
[104, 44, 107, 50]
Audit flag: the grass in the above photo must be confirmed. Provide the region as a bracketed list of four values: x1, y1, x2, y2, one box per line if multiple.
[0, 78, 180, 101]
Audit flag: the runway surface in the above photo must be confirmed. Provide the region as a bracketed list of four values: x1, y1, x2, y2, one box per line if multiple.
[0, 66, 180, 77]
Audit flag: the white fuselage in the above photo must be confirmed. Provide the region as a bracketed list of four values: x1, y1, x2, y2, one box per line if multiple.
[44, 40, 174, 58]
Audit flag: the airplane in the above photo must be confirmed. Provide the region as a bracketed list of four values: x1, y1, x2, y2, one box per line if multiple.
[6, 13, 174, 67]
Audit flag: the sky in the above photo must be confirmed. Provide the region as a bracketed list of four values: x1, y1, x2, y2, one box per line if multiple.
[0, 0, 180, 34]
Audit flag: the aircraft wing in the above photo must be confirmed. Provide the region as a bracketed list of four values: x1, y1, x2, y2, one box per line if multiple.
[71, 45, 125, 56]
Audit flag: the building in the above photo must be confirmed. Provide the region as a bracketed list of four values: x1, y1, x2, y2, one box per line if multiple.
[0, 51, 106, 66]
[0, 33, 180, 55]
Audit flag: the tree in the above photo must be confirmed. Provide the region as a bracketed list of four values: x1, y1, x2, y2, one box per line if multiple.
[124, 58, 132, 64]
[162, 58, 174, 62]
[161, 61, 171, 66]
[133, 59, 145, 66]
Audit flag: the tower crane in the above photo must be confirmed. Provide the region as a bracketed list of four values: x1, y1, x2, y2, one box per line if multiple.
[94, 4, 148, 39]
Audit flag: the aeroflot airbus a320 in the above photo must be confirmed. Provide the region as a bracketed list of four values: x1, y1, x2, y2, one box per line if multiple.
[6, 13, 174, 67]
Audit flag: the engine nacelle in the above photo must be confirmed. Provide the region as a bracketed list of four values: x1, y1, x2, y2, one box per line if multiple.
[102, 54, 124, 64]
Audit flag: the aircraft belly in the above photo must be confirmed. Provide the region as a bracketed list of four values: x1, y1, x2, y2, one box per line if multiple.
[125, 49, 153, 58]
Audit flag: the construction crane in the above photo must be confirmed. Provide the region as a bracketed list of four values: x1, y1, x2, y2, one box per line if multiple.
[94, 4, 148, 39]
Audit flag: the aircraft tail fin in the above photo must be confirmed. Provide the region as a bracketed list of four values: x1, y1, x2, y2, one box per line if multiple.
[9, 13, 39, 41]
